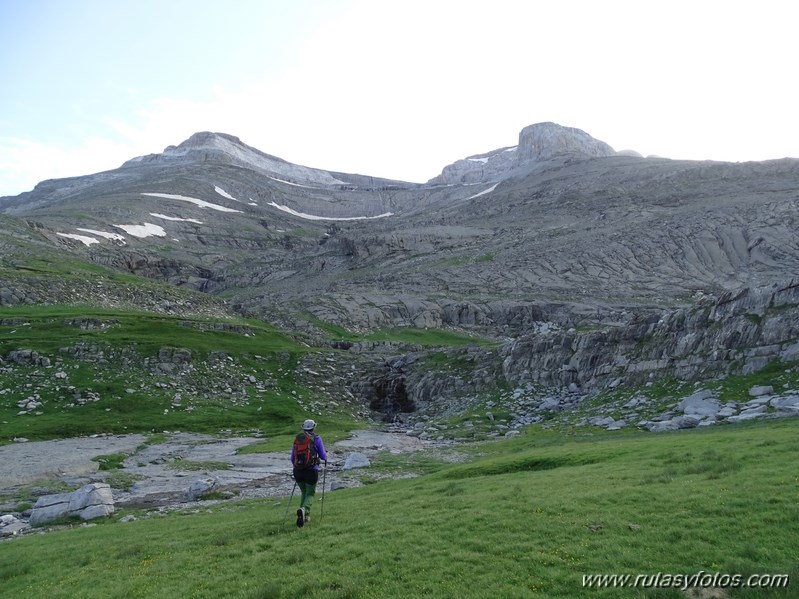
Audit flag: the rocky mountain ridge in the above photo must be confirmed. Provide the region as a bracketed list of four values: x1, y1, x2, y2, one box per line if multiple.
[122, 131, 414, 190]
[1, 121, 798, 425]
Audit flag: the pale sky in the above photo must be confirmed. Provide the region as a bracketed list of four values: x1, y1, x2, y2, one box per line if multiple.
[1, 0, 797, 197]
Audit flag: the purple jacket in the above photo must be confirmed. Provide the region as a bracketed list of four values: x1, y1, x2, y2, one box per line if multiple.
[290, 433, 327, 471]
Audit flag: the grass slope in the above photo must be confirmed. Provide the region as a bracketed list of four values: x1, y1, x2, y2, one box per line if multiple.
[0, 305, 365, 445]
[2, 419, 796, 598]
[0, 302, 499, 446]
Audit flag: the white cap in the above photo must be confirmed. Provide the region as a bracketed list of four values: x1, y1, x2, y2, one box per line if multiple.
[302, 419, 316, 431]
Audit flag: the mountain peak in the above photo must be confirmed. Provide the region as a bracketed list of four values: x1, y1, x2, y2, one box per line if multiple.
[182, 131, 242, 145]
[429, 121, 619, 185]
[162, 132, 258, 156]
[122, 131, 355, 187]
[124, 131, 287, 168]
[517, 122, 616, 162]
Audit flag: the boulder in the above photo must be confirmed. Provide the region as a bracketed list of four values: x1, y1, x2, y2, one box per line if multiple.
[342, 453, 371, 470]
[727, 405, 769, 423]
[646, 420, 680, 433]
[29, 483, 114, 526]
[185, 477, 218, 501]
[678, 391, 722, 417]
[749, 385, 774, 397]
[771, 395, 799, 412]
[538, 397, 561, 411]
[673, 415, 702, 429]
[589, 416, 616, 427]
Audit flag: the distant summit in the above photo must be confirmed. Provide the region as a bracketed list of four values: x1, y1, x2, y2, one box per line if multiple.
[122, 132, 415, 189]
[429, 121, 619, 185]
[123, 131, 353, 188]
[123, 131, 284, 168]
[517, 122, 616, 162]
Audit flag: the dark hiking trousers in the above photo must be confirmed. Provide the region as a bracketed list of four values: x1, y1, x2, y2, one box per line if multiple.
[293, 468, 319, 514]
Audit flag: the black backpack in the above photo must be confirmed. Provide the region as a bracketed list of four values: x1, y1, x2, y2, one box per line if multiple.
[292, 431, 318, 469]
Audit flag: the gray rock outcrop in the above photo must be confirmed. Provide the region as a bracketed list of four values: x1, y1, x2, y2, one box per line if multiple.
[497, 279, 799, 392]
[429, 146, 519, 185]
[29, 483, 114, 526]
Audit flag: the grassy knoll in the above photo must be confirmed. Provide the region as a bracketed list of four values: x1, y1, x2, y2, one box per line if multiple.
[2, 418, 796, 598]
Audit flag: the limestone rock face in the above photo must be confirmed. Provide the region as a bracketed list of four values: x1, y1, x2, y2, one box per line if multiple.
[517, 122, 616, 162]
[430, 146, 519, 185]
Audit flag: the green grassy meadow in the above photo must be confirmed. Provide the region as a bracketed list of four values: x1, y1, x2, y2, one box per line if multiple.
[0, 302, 498, 446]
[2, 418, 797, 598]
[0, 302, 379, 446]
[0, 271, 797, 597]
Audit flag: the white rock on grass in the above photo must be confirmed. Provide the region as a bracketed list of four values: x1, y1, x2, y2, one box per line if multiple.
[342, 453, 371, 470]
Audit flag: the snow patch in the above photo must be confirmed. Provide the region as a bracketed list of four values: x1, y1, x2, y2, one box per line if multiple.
[150, 213, 203, 224]
[141, 192, 243, 213]
[57, 233, 99, 246]
[113, 223, 167, 238]
[466, 183, 498, 200]
[468, 157, 490, 164]
[76, 228, 126, 241]
[267, 201, 393, 221]
[267, 176, 317, 189]
[214, 186, 238, 201]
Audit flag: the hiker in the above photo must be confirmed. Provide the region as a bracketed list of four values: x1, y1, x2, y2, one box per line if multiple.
[290, 419, 328, 527]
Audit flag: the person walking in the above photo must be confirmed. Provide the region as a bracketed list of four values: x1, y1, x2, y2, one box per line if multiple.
[290, 419, 328, 527]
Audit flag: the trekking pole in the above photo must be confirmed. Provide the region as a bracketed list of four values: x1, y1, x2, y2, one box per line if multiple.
[280, 481, 297, 531]
[320, 461, 327, 523]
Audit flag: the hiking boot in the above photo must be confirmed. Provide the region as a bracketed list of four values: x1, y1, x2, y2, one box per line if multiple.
[304, 512, 310, 524]
[296, 508, 305, 528]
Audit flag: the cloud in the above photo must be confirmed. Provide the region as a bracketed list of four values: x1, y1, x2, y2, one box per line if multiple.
[1, 0, 796, 198]
[0, 136, 133, 195]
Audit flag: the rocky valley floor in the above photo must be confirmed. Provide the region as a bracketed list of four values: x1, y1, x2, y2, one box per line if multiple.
[3, 373, 799, 540]
[0, 428, 438, 539]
